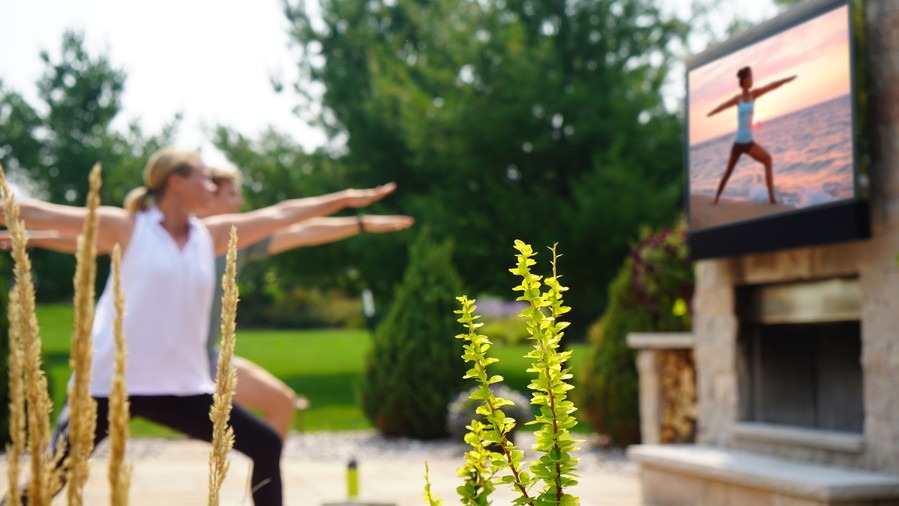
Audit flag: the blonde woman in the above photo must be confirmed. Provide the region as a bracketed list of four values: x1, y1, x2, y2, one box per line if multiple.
[1, 147, 397, 506]
[1, 167, 414, 444]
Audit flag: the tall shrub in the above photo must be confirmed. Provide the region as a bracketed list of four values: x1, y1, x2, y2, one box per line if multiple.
[361, 231, 465, 439]
[576, 223, 693, 445]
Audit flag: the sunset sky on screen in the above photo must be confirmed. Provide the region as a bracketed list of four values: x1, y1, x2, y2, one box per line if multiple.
[688, 5, 852, 146]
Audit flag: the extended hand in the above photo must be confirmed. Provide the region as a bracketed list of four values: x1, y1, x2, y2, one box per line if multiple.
[345, 182, 397, 208]
[361, 215, 415, 233]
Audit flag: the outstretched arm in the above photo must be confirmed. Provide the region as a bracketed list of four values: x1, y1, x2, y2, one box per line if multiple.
[267, 214, 414, 255]
[1, 199, 132, 254]
[707, 95, 740, 117]
[753, 75, 797, 99]
[202, 183, 398, 255]
[0, 229, 81, 254]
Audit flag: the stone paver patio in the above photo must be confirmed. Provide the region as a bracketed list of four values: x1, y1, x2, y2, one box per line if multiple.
[1, 431, 642, 505]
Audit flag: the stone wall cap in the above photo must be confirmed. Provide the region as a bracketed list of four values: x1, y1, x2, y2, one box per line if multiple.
[626, 332, 695, 350]
[628, 444, 899, 501]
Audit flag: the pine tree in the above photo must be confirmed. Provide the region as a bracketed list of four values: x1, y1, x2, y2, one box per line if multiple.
[361, 231, 465, 439]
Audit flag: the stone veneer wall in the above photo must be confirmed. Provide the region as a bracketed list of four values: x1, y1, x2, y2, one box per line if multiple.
[692, 0, 899, 474]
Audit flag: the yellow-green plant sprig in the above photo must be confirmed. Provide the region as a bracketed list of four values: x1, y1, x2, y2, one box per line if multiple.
[6, 288, 26, 506]
[66, 163, 102, 506]
[511, 241, 580, 504]
[0, 164, 58, 506]
[423, 461, 443, 506]
[456, 419, 498, 505]
[208, 227, 239, 506]
[107, 244, 132, 505]
[455, 296, 534, 506]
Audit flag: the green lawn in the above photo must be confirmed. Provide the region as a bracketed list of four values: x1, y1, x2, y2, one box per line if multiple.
[35, 303, 590, 437]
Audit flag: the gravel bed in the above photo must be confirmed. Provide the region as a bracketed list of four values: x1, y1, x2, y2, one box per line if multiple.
[84, 430, 637, 477]
[282, 430, 637, 475]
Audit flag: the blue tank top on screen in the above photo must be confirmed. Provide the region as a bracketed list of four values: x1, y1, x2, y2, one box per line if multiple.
[735, 95, 754, 144]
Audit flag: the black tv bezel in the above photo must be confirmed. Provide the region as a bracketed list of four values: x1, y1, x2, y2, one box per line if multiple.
[684, 0, 870, 260]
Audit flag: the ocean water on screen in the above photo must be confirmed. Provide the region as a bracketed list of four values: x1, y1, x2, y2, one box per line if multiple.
[689, 94, 854, 208]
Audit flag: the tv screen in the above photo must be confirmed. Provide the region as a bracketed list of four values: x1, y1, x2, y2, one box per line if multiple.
[685, 0, 869, 260]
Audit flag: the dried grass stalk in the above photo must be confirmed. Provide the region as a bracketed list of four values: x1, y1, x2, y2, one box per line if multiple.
[5, 288, 26, 506]
[66, 163, 101, 506]
[0, 164, 57, 506]
[208, 227, 239, 506]
[107, 244, 132, 505]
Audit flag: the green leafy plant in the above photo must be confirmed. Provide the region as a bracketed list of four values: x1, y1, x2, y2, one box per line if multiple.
[428, 240, 580, 505]
[576, 222, 693, 445]
[423, 461, 444, 506]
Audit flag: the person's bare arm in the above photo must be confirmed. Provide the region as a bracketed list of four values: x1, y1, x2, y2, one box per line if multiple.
[1, 199, 132, 253]
[0, 229, 84, 254]
[707, 95, 740, 117]
[267, 215, 414, 255]
[202, 183, 398, 255]
[753, 75, 798, 99]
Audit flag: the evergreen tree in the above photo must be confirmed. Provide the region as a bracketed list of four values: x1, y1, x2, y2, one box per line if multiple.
[360, 231, 465, 439]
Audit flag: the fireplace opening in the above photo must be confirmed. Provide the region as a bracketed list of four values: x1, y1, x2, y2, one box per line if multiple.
[736, 278, 863, 433]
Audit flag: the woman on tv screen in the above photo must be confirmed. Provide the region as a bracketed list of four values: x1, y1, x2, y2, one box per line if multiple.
[707, 67, 797, 205]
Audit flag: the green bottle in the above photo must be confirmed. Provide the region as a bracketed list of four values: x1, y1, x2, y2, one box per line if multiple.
[347, 457, 359, 499]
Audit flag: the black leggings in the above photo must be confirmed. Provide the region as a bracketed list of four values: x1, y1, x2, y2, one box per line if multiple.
[31, 394, 282, 505]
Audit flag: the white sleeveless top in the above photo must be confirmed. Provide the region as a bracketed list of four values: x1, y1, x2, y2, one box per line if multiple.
[88, 206, 216, 396]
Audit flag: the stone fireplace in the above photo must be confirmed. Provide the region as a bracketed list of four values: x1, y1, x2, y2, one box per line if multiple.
[736, 278, 864, 434]
[627, 1, 899, 503]
[628, 243, 899, 505]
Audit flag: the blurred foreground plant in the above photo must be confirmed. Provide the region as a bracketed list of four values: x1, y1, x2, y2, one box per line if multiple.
[427, 241, 580, 505]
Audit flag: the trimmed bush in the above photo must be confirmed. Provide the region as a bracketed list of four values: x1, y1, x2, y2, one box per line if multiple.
[575, 222, 693, 445]
[360, 231, 466, 439]
[477, 316, 529, 346]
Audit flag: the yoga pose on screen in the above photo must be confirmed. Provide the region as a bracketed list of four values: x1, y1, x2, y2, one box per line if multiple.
[707, 66, 797, 204]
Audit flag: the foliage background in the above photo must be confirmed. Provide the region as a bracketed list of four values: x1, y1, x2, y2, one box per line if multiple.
[0, 2, 782, 333]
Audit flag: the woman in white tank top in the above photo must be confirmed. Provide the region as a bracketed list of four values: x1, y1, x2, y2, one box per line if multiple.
[1, 146, 399, 506]
[706, 66, 798, 205]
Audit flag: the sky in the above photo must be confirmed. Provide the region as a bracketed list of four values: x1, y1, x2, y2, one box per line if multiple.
[1, 0, 778, 168]
[0, 0, 322, 168]
[688, 5, 852, 146]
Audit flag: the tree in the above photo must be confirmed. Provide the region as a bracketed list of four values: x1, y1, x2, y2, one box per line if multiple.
[360, 231, 465, 439]
[281, 0, 689, 336]
[0, 30, 175, 299]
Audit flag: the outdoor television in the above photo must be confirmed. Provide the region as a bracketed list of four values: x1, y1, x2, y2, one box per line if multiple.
[685, 0, 870, 260]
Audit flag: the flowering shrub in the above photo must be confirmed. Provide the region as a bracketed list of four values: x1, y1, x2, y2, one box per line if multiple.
[576, 220, 694, 445]
[629, 222, 693, 330]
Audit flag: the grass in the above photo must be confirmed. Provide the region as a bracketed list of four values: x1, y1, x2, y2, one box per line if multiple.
[35, 303, 591, 437]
